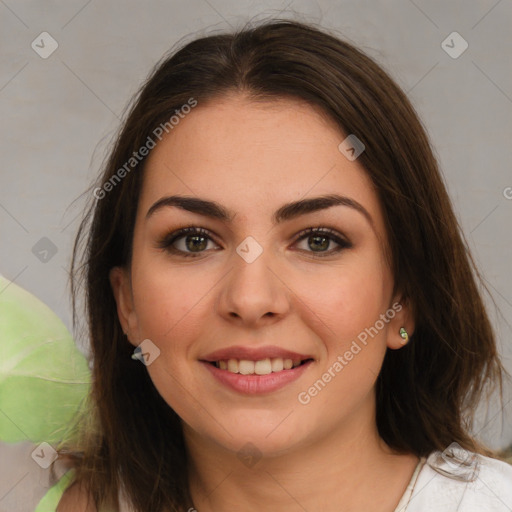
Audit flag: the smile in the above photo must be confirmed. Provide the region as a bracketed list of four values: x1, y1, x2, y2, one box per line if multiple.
[211, 357, 310, 375]
[200, 345, 315, 393]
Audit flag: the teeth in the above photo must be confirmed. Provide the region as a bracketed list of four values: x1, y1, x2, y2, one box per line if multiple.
[270, 358, 284, 372]
[239, 360, 255, 375]
[227, 359, 238, 373]
[215, 357, 304, 375]
[254, 358, 272, 375]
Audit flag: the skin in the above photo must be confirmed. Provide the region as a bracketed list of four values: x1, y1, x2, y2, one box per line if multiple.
[61, 94, 418, 511]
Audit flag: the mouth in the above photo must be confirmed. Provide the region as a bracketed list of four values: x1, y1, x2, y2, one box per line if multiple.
[199, 346, 315, 394]
[206, 357, 314, 375]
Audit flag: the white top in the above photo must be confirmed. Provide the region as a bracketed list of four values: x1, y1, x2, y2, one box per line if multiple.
[120, 450, 512, 512]
[394, 450, 512, 511]
[36, 448, 512, 510]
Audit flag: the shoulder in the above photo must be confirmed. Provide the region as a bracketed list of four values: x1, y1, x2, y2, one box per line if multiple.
[57, 483, 97, 512]
[406, 451, 512, 512]
[476, 453, 512, 483]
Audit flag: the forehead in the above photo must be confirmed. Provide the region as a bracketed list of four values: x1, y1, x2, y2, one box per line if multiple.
[139, 94, 383, 231]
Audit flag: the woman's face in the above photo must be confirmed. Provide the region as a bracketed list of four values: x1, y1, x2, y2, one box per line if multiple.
[111, 94, 412, 457]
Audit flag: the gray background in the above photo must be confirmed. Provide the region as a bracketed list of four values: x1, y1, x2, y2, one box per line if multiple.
[1, 0, 511, 508]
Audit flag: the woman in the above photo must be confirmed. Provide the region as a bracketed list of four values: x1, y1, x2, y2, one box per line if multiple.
[54, 19, 512, 512]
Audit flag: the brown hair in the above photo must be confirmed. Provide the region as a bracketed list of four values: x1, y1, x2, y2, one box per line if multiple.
[65, 18, 504, 511]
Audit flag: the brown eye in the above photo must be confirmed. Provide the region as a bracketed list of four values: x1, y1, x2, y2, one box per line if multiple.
[294, 227, 352, 257]
[307, 234, 330, 252]
[183, 234, 208, 252]
[157, 227, 219, 257]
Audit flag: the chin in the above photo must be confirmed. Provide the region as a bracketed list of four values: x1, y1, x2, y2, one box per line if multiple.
[189, 408, 318, 459]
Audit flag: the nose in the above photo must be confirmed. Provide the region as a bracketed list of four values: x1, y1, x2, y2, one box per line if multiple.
[216, 246, 290, 328]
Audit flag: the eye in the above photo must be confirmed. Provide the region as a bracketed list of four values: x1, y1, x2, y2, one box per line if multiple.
[293, 227, 352, 257]
[157, 226, 352, 258]
[156, 227, 220, 258]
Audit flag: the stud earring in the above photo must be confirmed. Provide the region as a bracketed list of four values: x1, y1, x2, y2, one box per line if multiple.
[399, 327, 409, 344]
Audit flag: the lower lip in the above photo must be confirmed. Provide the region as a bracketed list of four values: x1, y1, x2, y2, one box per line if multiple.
[201, 360, 313, 394]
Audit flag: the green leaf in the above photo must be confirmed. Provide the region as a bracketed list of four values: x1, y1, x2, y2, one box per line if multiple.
[0, 274, 91, 443]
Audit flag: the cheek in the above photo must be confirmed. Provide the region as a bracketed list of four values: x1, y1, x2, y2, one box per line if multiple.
[129, 264, 212, 421]
[130, 252, 212, 339]
[302, 257, 390, 342]
[296, 268, 390, 416]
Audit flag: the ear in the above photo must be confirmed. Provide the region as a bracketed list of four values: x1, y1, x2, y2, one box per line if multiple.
[109, 266, 139, 346]
[386, 294, 415, 350]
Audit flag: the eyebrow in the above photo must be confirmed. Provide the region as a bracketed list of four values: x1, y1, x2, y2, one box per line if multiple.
[146, 194, 373, 226]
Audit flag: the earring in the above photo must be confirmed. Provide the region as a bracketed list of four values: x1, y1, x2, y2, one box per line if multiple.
[399, 327, 409, 344]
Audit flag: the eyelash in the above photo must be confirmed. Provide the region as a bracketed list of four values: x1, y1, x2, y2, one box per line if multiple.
[156, 226, 352, 259]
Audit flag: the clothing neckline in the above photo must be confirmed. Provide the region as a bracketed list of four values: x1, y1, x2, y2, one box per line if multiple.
[392, 456, 427, 512]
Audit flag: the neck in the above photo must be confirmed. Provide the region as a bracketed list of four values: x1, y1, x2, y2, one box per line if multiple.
[184, 401, 419, 512]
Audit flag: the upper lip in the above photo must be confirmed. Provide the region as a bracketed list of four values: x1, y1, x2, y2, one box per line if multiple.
[200, 345, 314, 362]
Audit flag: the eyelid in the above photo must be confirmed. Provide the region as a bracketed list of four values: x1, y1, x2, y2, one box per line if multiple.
[293, 226, 349, 243]
[156, 226, 220, 251]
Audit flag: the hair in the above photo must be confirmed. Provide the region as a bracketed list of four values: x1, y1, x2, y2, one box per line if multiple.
[63, 18, 504, 512]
